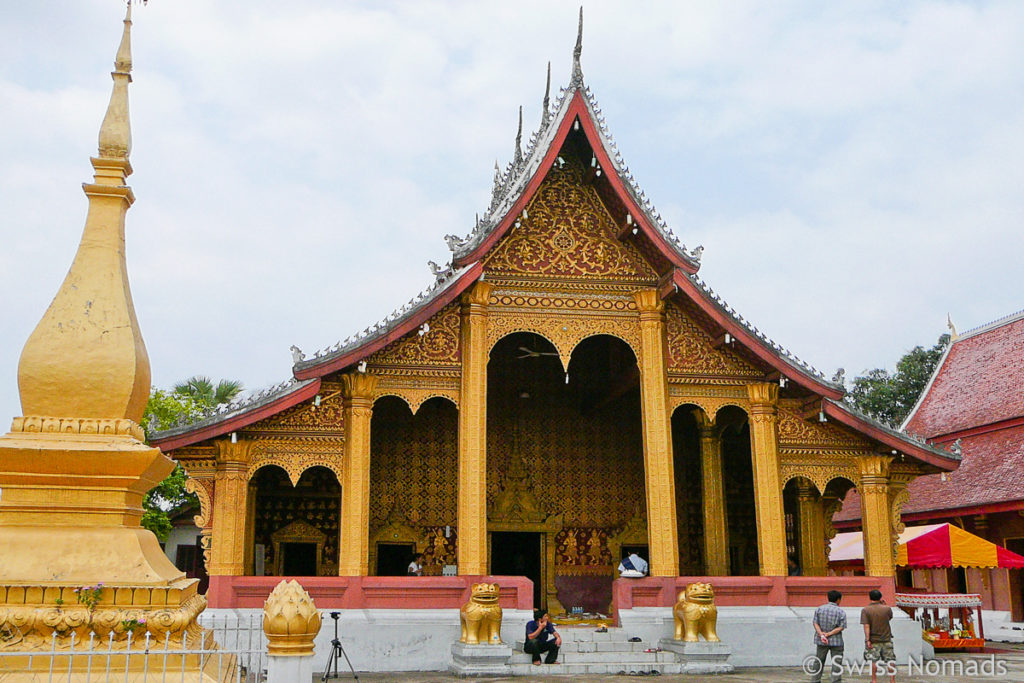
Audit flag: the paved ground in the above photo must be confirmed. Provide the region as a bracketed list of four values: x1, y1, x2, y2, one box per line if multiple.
[318, 646, 1024, 682]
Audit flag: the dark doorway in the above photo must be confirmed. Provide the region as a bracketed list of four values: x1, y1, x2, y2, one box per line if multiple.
[377, 543, 415, 577]
[281, 542, 317, 576]
[492, 532, 542, 608]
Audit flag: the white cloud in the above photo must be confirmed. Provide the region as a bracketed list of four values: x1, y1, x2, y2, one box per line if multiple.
[1, 0, 1022, 422]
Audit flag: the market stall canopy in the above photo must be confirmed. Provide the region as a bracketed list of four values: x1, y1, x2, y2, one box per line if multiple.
[829, 524, 943, 563]
[896, 523, 1024, 569]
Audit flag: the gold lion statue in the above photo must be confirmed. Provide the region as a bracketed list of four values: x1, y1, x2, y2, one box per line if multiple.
[460, 582, 503, 645]
[673, 582, 720, 642]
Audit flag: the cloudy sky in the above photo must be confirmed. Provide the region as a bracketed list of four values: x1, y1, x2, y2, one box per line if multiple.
[1, 1, 1021, 421]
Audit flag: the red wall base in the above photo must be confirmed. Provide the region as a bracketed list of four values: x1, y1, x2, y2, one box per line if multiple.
[611, 575, 896, 623]
[207, 575, 534, 610]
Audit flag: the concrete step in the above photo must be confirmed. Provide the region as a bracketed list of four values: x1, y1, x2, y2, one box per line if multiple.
[510, 662, 682, 676]
[510, 650, 675, 664]
[514, 640, 654, 654]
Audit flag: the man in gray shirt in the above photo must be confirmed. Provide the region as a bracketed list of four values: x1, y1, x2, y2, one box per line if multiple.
[810, 589, 847, 683]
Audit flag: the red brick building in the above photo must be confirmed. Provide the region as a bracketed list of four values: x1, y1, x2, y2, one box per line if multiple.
[837, 311, 1024, 625]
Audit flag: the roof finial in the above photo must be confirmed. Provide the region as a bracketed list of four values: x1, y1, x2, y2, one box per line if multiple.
[513, 106, 523, 166]
[543, 61, 551, 116]
[98, 2, 133, 159]
[947, 313, 958, 340]
[570, 6, 584, 87]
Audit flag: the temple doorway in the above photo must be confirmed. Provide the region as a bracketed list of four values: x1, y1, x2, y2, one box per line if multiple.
[250, 465, 341, 576]
[281, 542, 317, 576]
[491, 532, 542, 608]
[376, 543, 415, 576]
[487, 332, 645, 614]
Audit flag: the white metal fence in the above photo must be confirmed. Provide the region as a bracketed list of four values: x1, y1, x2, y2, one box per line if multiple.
[0, 614, 266, 682]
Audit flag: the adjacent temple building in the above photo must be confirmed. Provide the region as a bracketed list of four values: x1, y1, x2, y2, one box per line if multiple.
[152, 15, 959, 614]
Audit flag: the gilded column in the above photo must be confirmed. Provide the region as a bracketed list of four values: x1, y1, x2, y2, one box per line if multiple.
[859, 455, 895, 577]
[339, 372, 377, 576]
[208, 438, 252, 576]
[632, 290, 679, 577]
[795, 478, 827, 576]
[458, 280, 492, 575]
[746, 382, 787, 576]
[696, 412, 729, 576]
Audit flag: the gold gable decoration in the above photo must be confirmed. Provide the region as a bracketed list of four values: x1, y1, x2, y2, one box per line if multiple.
[666, 305, 759, 377]
[367, 303, 461, 367]
[483, 154, 655, 280]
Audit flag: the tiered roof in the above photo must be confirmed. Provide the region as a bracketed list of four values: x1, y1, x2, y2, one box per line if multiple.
[837, 311, 1024, 523]
[150, 12, 960, 471]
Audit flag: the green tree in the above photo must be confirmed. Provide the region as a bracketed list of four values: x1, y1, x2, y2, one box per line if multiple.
[847, 333, 950, 427]
[173, 376, 244, 409]
[139, 378, 244, 541]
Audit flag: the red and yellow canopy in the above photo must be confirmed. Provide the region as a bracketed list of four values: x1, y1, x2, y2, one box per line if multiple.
[897, 523, 1024, 569]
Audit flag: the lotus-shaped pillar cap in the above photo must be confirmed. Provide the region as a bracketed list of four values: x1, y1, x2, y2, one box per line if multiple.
[262, 579, 322, 656]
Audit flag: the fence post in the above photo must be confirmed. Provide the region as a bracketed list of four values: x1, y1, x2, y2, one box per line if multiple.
[263, 579, 323, 682]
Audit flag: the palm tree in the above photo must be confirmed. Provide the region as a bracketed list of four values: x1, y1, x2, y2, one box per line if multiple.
[173, 375, 244, 409]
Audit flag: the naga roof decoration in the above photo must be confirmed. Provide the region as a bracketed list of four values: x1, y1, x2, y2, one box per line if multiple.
[148, 10, 960, 468]
[151, 377, 321, 452]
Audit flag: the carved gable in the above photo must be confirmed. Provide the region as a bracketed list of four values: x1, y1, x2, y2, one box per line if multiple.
[665, 304, 759, 377]
[241, 390, 344, 436]
[776, 405, 869, 450]
[483, 154, 656, 280]
[366, 302, 461, 368]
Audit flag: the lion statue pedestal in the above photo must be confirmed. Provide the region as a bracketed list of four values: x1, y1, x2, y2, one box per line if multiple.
[659, 582, 734, 674]
[449, 583, 512, 678]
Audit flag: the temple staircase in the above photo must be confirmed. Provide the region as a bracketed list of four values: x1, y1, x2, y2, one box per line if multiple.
[509, 625, 681, 676]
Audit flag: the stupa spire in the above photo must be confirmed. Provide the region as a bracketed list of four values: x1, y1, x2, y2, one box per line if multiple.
[570, 6, 584, 87]
[16, 3, 150, 422]
[98, 2, 133, 159]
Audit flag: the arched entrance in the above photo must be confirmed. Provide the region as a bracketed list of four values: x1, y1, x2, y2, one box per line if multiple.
[369, 395, 459, 576]
[717, 405, 759, 576]
[250, 465, 341, 576]
[486, 332, 644, 613]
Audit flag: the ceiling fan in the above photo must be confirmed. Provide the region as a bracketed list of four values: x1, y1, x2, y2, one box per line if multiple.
[516, 345, 559, 360]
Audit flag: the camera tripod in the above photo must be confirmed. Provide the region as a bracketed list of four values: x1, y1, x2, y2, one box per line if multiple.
[321, 611, 358, 681]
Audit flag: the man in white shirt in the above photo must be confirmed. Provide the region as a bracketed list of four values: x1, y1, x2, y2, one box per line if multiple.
[618, 552, 649, 577]
[407, 552, 425, 576]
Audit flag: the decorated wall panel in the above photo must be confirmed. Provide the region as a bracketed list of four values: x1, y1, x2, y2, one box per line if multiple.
[368, 396, 459, 564]
[483, 153, 657, 281]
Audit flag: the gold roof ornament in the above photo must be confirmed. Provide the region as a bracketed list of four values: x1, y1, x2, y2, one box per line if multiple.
[16, 0, 150, 423]
[263, 579, 323, 656]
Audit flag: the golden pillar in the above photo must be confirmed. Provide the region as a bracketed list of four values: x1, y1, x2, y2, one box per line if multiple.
[339, 372, 377, 576]
[633, 290, 679, 577]
[746, 382, 787, 576]
[208, 438, 251, 576]
[458, 281, 492, 575]
[696, 412, 729, 576]
[859, 455, 895, 577]
[795, 478, 827, 576]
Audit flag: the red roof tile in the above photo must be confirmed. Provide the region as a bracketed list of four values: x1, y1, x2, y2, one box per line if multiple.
[904, 313, 1024, 438]
[835, 423, 1024, 522]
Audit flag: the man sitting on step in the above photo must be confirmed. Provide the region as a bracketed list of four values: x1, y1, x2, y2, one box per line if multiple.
[524, 609, 561, 665]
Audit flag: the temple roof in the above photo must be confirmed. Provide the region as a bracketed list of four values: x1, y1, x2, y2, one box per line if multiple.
[836, 423, 1024, 524]
[903, 310, 1024, 438]
[148, 15, 960, 470]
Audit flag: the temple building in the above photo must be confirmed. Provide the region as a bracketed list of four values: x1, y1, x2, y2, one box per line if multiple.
[151, 19, 959, 614]
[836, 311, 1024, 629]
